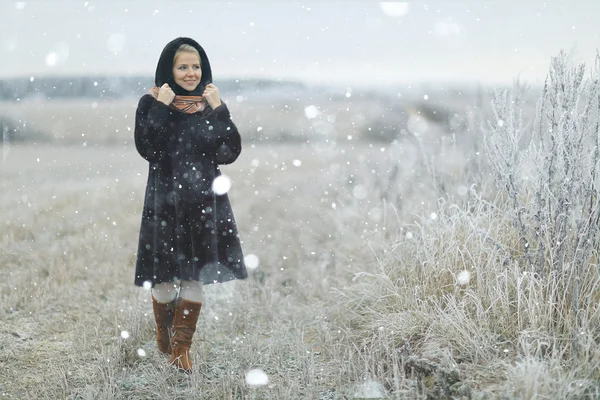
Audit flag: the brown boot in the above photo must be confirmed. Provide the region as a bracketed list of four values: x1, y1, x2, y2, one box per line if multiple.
[152, 296, 176, 355]
[169, 298, 202, 373]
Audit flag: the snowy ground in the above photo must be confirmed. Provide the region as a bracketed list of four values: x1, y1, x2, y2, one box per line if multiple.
[2, 126, 598, 398]
[0, 142, 412, 399]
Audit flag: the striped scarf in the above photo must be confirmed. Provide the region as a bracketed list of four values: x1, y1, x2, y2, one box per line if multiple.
[148, 86, 208, 114]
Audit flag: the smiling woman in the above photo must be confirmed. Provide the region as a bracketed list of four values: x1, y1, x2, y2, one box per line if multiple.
[133, 37, 247, 374]
[172, 44, 202, 91]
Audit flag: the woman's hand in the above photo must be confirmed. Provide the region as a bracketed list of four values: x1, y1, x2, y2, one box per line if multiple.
[157, 83, 175, 105]
[203, 84, 222, 109]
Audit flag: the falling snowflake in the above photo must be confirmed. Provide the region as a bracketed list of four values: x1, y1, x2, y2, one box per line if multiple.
[457, 270, 471, 285]
[246, 369, 269, 386]
[212, 175, 231, 195]
[45, 52, 58, 66]
[304, 105, 320, 119]
[353, 185, 367, 200]
[244, 254, 260, 269]
[380, 2, 410, 17]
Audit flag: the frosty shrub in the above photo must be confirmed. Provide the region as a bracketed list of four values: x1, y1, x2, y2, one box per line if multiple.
[329, 51, 600, 398]
[485, 50, 600, 355]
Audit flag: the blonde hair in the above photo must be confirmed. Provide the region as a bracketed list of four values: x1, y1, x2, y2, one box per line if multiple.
[173, 44, 201, 65]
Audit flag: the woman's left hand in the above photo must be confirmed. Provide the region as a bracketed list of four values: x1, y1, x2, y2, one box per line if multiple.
[203, 84, 222, 109]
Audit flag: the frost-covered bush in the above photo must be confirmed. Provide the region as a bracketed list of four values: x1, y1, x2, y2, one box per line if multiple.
[331, 50, 600, 398]
[484, 51, 600, 353]
[485, 51, 600, 275]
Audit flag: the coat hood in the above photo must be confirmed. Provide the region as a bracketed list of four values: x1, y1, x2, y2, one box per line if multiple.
[154, 37, 213, 96]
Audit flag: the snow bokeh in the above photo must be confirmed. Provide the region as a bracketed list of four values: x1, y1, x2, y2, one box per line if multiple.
[379, 2, 409, 17]
[304, 105, 320, 119]
[245, 369, 269, 386]
[45, 42, 69, 67]
[212, 175, 231, 195]
[457, 270, 471, 285]
[45, 53, 58, 67]
[244, 254, 260, 269]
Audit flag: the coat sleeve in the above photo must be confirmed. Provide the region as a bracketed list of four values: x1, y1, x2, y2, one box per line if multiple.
[134, 94, 172, 163]
[196, 102, 242, 165]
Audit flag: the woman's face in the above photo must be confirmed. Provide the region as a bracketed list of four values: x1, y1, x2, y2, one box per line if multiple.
[172, 52, 202, 91]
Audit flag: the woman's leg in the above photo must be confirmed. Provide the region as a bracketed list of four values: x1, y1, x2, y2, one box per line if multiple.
[170, 280, 203, 373]
[179, 280, 204, 303]
[152, 281, 179, 303]
[152, 281, 178, 355]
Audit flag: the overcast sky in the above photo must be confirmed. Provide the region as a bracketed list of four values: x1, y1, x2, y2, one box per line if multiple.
[1, 1, 598, 88]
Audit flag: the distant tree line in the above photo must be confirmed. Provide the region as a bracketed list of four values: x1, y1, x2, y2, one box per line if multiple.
[0, 76, 307, 100]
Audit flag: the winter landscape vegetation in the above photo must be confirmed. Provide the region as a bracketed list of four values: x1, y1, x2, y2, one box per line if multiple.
[2, 49, 600, 399]
[2, 2, 600, 398]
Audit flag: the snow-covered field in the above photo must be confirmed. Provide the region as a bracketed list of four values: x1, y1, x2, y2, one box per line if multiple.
[1, 141, 429, 399]
[2, 57, 600, 398]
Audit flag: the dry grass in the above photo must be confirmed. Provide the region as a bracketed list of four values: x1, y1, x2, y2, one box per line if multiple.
[1, 93, 599, 398]
[0, 141, 413, 399]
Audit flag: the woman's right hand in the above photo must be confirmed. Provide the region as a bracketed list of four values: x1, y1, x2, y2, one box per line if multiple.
[157, 83, 175, 105]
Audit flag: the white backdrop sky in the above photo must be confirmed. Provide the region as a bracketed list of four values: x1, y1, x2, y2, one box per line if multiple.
[1, 1, 598, 88]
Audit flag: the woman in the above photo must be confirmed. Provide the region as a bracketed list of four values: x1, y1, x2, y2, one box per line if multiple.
[133, 37, 247, 373]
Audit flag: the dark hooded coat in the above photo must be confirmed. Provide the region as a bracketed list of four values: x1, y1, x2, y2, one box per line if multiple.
[133, 37, 247, 287]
